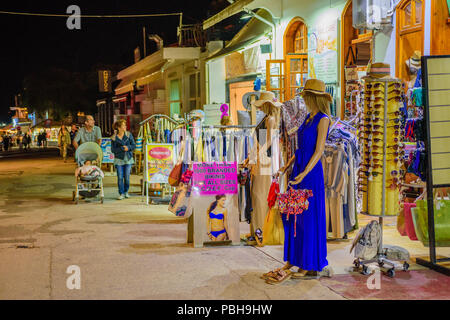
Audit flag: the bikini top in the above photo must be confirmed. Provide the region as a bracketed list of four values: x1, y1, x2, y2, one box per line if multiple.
[209, 211, 224, 220]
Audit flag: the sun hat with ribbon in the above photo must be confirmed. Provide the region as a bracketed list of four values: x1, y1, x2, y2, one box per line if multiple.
[253, 91, 283, 108]
[300, 79, 333, 102]
[365, 62, 391, 79]
[407, 50, 422, 69]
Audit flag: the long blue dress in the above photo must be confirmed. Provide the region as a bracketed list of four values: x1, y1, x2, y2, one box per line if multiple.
[283, 111, 329, 272]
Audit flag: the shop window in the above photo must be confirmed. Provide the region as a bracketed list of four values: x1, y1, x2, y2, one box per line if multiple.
[283, 17, 308, 100]
[399, 0, 423, 31]
[188, 72, 201, 111]
[396, 0, 424, 81]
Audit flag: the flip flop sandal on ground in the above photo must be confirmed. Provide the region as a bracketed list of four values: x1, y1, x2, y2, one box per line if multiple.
[292, 270, 318, 279]
[265, 270, 292, 285]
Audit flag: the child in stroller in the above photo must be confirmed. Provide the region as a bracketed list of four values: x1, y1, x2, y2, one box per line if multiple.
[73, 142, 105, 204]
[75, 160, 104, 179]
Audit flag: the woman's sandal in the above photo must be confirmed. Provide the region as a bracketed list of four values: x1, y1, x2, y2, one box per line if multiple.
[265, 269, 293, 285]
[292, 270, 319, 279]
[260, 268, 282, 280]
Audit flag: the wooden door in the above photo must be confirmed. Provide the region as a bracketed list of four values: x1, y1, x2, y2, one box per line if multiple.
[266, 60, 286, 102]
[396, 0, 424, 82]
[285, 54, 308, 100]
[229, 81, 254, 125]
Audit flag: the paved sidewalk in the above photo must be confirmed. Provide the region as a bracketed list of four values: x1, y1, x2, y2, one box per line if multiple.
[0, 156, 448, 299]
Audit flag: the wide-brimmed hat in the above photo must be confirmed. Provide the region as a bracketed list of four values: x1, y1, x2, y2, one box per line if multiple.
[253, 91, 283, 108]
[407, 50, 421, 69]
[365, 62, 391, 78]
[300, 79, 332, 102]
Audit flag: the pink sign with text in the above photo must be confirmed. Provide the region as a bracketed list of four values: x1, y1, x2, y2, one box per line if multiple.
[192, 162, 238, 196]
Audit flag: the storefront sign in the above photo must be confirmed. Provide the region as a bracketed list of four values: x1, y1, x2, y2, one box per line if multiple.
[192, 162, 238, 196]
[146, 143, 175, 183]
[98, 70, 112, 93]
[308, 19, 338, 83]
[100, 138, 114, 164]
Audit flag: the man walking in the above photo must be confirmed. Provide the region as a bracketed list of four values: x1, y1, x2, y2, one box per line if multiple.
[73, 115, 102, 150]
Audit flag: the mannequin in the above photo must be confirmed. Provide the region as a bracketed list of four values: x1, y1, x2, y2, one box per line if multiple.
[262, 79, 331, 284]
[243, 91, 281, 239]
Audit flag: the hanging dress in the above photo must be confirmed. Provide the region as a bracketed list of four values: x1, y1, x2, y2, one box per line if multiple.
[283, 112, 329, 272]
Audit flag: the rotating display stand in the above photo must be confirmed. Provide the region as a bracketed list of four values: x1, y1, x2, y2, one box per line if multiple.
[355, 77, 410, 278]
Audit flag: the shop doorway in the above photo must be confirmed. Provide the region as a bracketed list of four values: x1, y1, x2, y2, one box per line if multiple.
[169, 79, 181, 117]
[340, 0, 373, 119]
[396, 0, 424, 82]
[229, 81, 254, 125]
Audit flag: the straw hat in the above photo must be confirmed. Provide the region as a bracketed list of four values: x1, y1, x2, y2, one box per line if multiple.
[300, 79, 332, 102]
[407, 50, 422, 69]
[253, 91, 283, 108]
[365, 62, 391, 78]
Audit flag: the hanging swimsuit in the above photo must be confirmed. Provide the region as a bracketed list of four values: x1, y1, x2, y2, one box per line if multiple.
[209, 211, 226, 238]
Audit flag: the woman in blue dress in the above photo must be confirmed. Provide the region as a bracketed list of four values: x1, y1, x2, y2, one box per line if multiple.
[263, 79, 331, 284]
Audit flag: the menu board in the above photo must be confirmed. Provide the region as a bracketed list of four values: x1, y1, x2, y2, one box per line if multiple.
[307, 19, 338, 83]
[145, 143, 175, 183]
[424, 56, 450, 186]
[100, 138, 114, 164]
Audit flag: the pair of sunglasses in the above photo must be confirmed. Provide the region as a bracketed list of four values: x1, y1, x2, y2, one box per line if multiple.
[366, 111, 401, 117]
[366, 82, 402, 90]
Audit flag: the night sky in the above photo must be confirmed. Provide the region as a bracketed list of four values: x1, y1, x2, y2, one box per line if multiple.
[0, 0, 230, 122]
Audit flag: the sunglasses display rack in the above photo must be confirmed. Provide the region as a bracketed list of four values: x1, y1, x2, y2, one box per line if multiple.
[355, 77, 410, 277]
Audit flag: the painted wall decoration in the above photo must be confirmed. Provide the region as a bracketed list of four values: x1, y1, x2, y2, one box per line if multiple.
[146, 143, 175, 183]
[308, 18, 338, 83]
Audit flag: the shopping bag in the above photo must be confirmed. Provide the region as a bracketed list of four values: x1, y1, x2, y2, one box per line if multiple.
[168, 163, 182, 187]
[404, 202, 418, 241]
[397, 205, 407, 236]
[135, 127, 144, 153]
[168, 183, 192, 217]
[262, 207, 285, 245]
[415, 199, 450, 246]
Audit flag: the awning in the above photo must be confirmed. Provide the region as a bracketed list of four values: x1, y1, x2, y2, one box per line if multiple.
[31, 119, 62, 129]
[115, 61, 165, 96]
[203, 0, 254, 30]
[206, 8, 273, 61]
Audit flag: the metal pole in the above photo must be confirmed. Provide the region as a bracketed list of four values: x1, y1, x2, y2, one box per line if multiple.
[143, 26, 147, 58]
[380, 79, 388, 255]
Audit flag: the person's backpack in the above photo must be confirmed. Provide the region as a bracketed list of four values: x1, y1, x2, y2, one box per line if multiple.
[350, 220, 381, 260]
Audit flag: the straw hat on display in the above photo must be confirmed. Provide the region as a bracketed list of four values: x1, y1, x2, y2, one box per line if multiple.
[364, 62, 391, 79]
[300, 79, 333, 102]
[407, 50, 422, 70]
[253, 91, 283, 108]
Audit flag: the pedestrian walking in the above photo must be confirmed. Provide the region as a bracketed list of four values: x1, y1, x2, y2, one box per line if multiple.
[42, 131, 47, 148]
[3, 135, 10, 151]
[58, 125, 71, 162]
[69, 124, 78, 159]
[73, 115, 102, 150]
[23, 133, 30, 150]
[111, 119, 136, 200]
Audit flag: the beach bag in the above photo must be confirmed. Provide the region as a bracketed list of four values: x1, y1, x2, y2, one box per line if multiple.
[135, 127, 143, 153]
[262, 207, 285, 245]
[168, 140, 186, 187]
[168, 183, 192, 217]
[415, 198, 450, 245]
[350, 220, 381, 260]
[278, 186, 313, 237]
[397, 205, 407, 236]
[404, 202, 418, 240]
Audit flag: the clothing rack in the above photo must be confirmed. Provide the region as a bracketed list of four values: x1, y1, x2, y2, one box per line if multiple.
[356, 77, 410, 277]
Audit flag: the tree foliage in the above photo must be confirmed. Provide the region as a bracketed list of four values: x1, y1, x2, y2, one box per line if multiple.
[23, 68, 98, 121]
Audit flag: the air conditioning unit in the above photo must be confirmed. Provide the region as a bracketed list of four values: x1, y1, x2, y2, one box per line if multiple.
[353, 0, 393, 30]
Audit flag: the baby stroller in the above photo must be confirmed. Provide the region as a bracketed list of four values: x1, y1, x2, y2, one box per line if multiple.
[73, 142, 104, 204]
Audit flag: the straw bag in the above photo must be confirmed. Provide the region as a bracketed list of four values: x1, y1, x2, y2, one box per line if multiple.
[135, 126, 144, 153]
[168, 140, 186, 187]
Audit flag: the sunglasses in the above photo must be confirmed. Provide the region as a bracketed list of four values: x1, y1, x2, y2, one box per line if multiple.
[366, 82, 402, 89]
[370, 89, 402, 96]
[371, 145, 402, 152]
[366, 111, 401, 117]
[363, 137, 383, 143]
